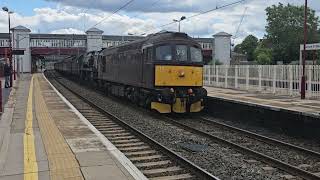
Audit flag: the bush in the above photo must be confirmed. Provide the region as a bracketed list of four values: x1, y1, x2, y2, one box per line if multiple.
[256, 52, 272, 65]
[208, 59, 223, 65]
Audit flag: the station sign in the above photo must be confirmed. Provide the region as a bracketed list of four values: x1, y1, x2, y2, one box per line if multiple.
[12, 49, 25, 55]
[300, 43, 320, 51]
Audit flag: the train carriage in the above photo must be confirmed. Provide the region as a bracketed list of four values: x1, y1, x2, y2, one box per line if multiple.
[55, 31, 207, 113]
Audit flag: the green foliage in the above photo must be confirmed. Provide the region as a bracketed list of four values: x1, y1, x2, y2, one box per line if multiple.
[253, 42, 273, 65]
[265, 3, 319, 64]
[234, 35, 258, 61]
[256, 52, 272, 65]
[234, 44, 242, 53]
[208, 59, 223, 65]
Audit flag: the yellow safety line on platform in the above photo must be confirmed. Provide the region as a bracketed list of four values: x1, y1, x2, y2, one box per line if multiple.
[33, 74, 83, 180]
[24, 75, 39, 180]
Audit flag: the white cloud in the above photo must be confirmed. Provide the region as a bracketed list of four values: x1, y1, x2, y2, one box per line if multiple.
[50, 28, 85, 34]
[0, 0, 319, 46]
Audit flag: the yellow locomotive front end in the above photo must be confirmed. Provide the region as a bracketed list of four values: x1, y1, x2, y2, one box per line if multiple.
[152, 65, 206, 113]
[150, 42, 207, 113]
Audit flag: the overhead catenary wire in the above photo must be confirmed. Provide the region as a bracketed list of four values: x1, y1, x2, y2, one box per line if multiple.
[143, 0, 246, 34]
[92, 0, 135, 28]
[130, 0, 161, 19]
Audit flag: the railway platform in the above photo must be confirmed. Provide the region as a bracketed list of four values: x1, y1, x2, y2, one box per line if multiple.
[205, 86, 320, 138]
[0, 74, 144, 180]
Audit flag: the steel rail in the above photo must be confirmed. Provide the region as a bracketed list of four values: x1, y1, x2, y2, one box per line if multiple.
[48, 72, 219, 180]
[163, 116, 320, 180]
[199, 116, 320, 157]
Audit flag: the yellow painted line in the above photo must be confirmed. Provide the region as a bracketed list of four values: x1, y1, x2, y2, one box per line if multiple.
[24, 75, 38, 180]
[33, 75, 83, 180]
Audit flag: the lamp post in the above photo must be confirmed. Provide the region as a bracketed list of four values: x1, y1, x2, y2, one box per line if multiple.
[301, 0, 307, 99]
[2, 7, 14, 87]
[173, 16, 186, 32]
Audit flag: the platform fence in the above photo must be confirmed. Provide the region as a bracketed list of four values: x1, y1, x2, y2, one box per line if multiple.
[204, 65, 320, 99]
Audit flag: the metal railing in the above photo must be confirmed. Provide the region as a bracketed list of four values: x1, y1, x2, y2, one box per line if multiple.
[204, 65, 320, 98]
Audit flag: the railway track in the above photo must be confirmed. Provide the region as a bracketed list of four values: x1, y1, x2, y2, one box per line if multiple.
[164, 115, 320, 180]
[46, 72, 218, 180]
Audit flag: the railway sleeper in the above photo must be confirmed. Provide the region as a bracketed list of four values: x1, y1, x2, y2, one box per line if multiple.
[142, 166, 186, 178]
[135, 160, 173, 169]
[113, 139, 140, 144]
[115, 142, 145, 148]
[148, 173, 194, 180]
[100, 129, 127, 134]
[124, 150, 157, 156]
[130, 155, 163, 162]
[107, 135, 136, 140]
[118, 146, 151, 152]
[106, 132, 131, 137]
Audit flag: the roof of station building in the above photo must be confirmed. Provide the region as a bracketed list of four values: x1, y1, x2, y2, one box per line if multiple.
[213, 32, 232, 37]
[86, 27, 104, 34]
[30, 34, 87, 40]
[102, 35, 143, 41]
[12, 25, 31, 32]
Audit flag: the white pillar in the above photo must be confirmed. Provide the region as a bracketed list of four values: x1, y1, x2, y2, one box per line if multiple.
[289, 66, 293, 96]
[224, 65, 228, 88]
[86, 27, 104, 52]
[258, 65, 262, 91]
[213, 32, 232, 65]
[308, 66, 312, 97]
[272, 66, 276, 94]
[12, 26, 31, 73]
[235, 65, 238, 88]
[246, 65, 249, 90]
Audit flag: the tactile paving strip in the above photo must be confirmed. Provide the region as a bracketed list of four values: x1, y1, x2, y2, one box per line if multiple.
[33, 75, 84, 180]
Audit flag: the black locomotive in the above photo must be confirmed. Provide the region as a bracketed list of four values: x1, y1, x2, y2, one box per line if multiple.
[55, 31, 207, 113]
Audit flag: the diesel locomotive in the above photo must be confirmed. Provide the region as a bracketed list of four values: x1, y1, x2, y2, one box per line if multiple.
[55, 31, 207, 113]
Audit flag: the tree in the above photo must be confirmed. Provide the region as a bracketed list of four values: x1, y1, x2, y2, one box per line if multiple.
[234, 35, 258, 61]
[254, 41, 273, 65]
[256, 52, 272, 65]
[265, 3, 319, 64]
[234, 44, 242, 53]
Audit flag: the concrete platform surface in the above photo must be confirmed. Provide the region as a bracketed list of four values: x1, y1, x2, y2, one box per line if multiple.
[205, 86, 320, 118]
[0, 74, 139, 180]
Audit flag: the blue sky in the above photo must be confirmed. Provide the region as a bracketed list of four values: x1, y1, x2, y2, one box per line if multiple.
[1, 0, 56, 16]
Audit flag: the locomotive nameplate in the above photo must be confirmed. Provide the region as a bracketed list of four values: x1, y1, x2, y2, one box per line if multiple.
[155, 65, 203, 86]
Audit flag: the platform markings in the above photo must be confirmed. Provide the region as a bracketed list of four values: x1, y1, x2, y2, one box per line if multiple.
[24, 75, 38, 180]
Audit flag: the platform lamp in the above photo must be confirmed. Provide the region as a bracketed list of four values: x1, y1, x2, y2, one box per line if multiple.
[2, 7, 14, 87]
[173, 16, 186, 32]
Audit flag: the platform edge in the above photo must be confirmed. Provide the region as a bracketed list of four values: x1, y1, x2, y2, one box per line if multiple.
[42, 73, 148, 180]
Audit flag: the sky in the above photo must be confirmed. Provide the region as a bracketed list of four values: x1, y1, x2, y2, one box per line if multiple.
[0, 0, 319, 44]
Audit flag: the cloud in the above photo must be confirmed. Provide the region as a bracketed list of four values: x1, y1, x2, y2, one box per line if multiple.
[44, 0, 230, 13]
[50, 28, 85, 34]
[0, 0, 319, 46]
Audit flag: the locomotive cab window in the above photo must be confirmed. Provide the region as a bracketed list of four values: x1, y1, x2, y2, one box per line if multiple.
[190, 46, 202, 62]
[156, 45, 172, 61]
[176, 45, 188, 61]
